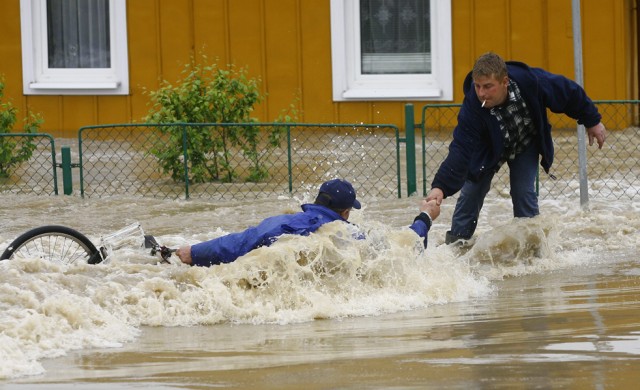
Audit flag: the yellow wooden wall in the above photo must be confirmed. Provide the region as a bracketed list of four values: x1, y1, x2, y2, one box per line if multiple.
[0, 0, 634, 137]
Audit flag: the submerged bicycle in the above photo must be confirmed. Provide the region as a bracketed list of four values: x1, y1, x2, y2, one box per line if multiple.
[0, 223, 177, 265]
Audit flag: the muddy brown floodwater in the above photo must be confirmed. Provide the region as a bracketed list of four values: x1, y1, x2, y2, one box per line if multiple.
[1, 191, 639, 389]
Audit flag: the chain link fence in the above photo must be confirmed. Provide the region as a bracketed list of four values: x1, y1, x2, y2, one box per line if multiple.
[415, 101, 640, 200]
[0, 133, 59, 195]
[78, 123, 401, 200]
[2, 101, 638, 202]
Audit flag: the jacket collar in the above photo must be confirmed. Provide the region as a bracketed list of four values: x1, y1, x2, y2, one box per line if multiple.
[301, 203, 346, 221]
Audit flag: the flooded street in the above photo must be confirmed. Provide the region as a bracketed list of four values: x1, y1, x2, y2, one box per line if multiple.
[1, 192, 639, 388]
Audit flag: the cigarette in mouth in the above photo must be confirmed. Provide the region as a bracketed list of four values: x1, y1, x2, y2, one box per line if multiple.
[482, 100, 486, 108]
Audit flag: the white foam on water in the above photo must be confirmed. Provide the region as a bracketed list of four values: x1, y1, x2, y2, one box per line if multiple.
[0, 258, 140, 379]
[1, 196, 638, 379]
[452, 198, 640, 280]
[0, 220, 491, 378]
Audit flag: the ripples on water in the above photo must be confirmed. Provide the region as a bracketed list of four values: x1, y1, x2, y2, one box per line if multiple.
[1, 193, 638, 379]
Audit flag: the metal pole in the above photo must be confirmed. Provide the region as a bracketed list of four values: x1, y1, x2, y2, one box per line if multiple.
[182, 125, 190, 199]
[61, 146, 73, 195]
[287, 125, 293, 194]
[404, 104, 417, 197]
[572, 0, 589, 208]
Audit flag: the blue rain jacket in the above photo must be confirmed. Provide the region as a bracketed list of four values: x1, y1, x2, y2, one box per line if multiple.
[432, 61, 602, 198]
[190, 204, 431, 267]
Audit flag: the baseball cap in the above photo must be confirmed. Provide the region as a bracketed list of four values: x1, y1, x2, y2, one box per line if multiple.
[318, 179, 361, 210]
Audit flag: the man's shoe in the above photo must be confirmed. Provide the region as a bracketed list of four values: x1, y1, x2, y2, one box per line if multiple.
[445, 231, 475, 256]
[445, 231, 470, 245]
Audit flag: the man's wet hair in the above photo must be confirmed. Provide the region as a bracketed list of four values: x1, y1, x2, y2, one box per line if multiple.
[472, 52, 508, 80]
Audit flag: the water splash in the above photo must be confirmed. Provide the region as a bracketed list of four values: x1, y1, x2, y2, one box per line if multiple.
[1, 195, 638, 379]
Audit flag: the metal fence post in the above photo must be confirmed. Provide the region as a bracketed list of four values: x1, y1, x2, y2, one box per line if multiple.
[287, 125, 293, 194]
[572, 0, 589, 208]
[404, 104, 417, 197]
[182, 125, 190, 199]
[61, 146, 73, 195]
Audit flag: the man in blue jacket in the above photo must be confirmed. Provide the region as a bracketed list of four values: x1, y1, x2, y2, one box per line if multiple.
[176, 178, 441, 267]
[426, 52, 607, 244]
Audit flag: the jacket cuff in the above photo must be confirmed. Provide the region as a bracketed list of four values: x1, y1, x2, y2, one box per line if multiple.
[413, 212, 432, 230]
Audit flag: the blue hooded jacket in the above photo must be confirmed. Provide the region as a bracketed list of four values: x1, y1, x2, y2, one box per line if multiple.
[189, 204, 431, 267]
[431, 61, 602, 198]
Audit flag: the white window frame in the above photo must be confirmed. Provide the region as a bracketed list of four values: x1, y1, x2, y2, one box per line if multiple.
[20, 0, 129, 95]
[330, 0, 452, 101]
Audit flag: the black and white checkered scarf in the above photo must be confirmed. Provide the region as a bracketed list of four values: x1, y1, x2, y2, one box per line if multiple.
[489, 80, 537, 166]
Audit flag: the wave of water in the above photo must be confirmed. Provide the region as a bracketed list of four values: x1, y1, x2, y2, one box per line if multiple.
[1, 195, 638, 379]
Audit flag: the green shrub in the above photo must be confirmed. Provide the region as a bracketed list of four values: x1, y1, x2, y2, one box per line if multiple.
[0, 78, 42, 178]
[144, 56, 295, 183]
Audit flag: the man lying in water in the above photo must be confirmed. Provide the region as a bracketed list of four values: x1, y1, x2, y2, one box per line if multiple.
[175, 178, 440, 267]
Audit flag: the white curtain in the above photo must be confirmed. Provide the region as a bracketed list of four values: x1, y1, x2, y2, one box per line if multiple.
[360, 0, 431, 74]
[47, 0, 111, 68]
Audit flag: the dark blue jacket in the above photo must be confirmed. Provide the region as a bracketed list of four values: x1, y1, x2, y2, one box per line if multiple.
[189, 204, 431, 267]
[432, 61, 602, 198]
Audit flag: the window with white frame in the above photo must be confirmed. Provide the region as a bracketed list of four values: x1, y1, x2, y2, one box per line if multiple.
[330, 0, 452, 101]
[20, 0, 129, 95]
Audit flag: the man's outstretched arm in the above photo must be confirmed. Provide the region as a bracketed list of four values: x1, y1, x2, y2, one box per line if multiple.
[409, 199, 441, 248]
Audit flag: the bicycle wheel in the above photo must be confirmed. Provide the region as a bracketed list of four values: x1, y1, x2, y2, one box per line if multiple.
[0, 225, 103, 265]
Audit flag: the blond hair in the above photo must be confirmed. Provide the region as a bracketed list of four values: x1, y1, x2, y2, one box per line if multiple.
[472, 52, 507, 80]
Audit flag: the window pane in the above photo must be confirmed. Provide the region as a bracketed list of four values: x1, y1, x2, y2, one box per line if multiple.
[47, 0, 111, 68]
[360, 0, 431, 74]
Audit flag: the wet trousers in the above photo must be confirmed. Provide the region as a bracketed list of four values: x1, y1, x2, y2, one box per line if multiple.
[448, 142, 540, 240]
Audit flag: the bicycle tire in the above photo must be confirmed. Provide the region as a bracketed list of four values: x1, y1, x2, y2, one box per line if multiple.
[0, 225, 103, 265]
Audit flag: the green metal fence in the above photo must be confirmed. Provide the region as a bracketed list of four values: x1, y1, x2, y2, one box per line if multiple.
[407, 101, 640, 200]
[0, 133, 59, 195]
[77, 123, 402, 200]
[3, 101, 638, 202]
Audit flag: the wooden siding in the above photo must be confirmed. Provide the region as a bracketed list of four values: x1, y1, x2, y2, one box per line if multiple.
[0, 0, 634, 137]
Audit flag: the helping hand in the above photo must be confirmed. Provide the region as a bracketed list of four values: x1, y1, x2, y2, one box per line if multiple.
[419, 199, 440, 221]
[426, 188, 444, 206]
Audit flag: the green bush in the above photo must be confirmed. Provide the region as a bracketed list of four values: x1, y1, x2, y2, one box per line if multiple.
[144, 56, 295, 183]
[0, 78, 42, 178]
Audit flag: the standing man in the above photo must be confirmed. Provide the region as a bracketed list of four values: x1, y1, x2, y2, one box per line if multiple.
[426, 52, 606, 244]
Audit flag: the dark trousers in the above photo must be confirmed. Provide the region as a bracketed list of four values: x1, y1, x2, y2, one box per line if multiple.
[449, 142, 540, 240]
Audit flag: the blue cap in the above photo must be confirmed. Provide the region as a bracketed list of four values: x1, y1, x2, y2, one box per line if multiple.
[319, 179, 361, 210]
